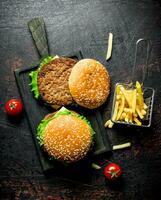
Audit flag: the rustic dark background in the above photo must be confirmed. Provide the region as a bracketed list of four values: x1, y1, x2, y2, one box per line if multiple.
[1, 0, 161, 199]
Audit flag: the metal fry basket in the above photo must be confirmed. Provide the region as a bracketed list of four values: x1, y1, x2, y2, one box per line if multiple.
[111, 39, 155, 127]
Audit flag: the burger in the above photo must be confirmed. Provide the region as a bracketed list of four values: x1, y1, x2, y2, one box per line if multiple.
[29, 56, 77, 109]
[37, 107, 95, 163]
[68, 59, 110, 109]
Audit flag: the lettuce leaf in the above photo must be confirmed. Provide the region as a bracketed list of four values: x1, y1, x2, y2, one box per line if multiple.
[29, 55, 59, 99]
[37, 107, 95, 146]
[37, 116, 53, 146]
[39, 56, 57, 69]
[29, 70, 40, 99]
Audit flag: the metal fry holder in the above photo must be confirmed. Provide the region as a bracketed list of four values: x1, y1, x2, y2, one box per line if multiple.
[111, 39, 155, 127]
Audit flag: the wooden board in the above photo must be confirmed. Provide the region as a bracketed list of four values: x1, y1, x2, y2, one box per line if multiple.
[14, 51, 111, 173]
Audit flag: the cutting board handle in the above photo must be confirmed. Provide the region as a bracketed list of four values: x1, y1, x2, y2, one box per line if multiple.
[28, 17, 50, 58]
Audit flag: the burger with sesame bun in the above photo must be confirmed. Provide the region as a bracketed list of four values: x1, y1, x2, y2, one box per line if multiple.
[68, 59, 110, 109]
[37, 107, 95, 163]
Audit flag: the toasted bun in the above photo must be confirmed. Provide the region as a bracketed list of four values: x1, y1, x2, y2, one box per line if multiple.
[68, 59, 110, 109]
[43, 114, 92, 163]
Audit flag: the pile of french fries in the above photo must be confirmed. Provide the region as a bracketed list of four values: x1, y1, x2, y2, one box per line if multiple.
[105, 81, 148, 128]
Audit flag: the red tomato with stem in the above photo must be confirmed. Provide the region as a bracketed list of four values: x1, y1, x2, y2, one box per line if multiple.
[103, 163, 122, 181]
[5, 99, 23, 116]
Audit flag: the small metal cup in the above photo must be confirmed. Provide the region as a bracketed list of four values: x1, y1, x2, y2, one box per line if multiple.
[111, 39, 155, 127]
[111, 83, 155, 127]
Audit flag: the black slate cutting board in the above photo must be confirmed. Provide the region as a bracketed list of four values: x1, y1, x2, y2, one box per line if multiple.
[14, 51, 111, 174]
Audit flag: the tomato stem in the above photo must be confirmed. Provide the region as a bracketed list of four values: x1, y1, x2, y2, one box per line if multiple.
[9, 103, 15, 109]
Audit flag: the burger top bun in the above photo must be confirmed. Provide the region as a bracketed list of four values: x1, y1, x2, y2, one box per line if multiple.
[43, 113, 92, 163]
[68, 59, 110, 109]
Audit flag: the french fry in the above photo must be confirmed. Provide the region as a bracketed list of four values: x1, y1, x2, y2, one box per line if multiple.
[141, 109, 146, 116]
[119, 113, 124, 121]
[116, 84, 122, 94]
[125, 115, 129, 122]
[113, 142, 131, 150]
[116, 94, 121, 100]
[109, 120, 114, 128]
[128, 109, 133, 123]
[106, 32, 113, 61]
[136, 106, 144, 119]
[144, 103, 148, 110]
[116, 94, 125, 120]
[104, 119, 111, 127]
[112, 101, 119, 121]
[133, 112, 138, 118]
[121, 89, 133, 108]
[91, 163, 101, 169]
[104, 119, 114, 128]
[121, 112, 126, 119]
[132, 89, 137, 113]
[124, 108, 131, 112]
[136, 81, 144, 109]
[134, 117, 142, 126]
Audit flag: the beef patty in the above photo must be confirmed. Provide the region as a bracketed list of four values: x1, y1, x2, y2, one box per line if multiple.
[38, 57, 77, 107]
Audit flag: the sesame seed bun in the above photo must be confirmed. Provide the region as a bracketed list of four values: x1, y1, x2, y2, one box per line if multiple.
[68, 59, 110, 109]
[39, 108, 94, 163]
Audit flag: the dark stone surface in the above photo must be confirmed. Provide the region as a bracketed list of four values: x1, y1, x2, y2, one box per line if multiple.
[0, 0, 161, 199]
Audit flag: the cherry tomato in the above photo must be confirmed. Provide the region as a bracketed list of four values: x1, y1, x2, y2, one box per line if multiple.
[5, 99, 23, 116]
[103, 163, 122, 181]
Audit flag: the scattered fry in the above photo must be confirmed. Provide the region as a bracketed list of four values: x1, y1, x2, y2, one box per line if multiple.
[108, 120, 114, 128]
[104, 119, 114, 128]
[112, 142, 131, 150]
[104, 119, 111, 127]
[91, 163, 101, 169]
[106, 32, 113, 60]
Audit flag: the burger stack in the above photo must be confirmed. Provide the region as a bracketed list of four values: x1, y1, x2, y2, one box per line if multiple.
[30, 57, 110, 163]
